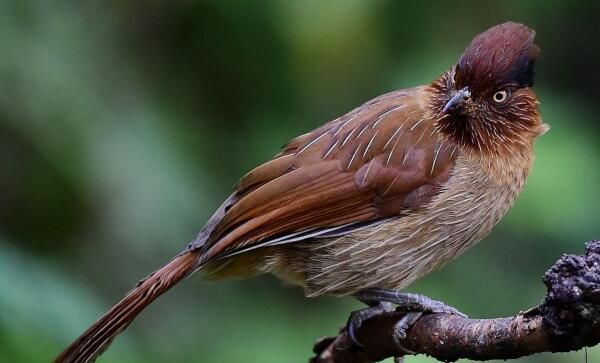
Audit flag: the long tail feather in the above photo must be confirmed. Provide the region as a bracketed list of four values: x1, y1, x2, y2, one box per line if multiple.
[54, 251, 199, 363]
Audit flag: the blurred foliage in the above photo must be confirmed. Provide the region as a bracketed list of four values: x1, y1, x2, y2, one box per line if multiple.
[0, 1, 598, 362]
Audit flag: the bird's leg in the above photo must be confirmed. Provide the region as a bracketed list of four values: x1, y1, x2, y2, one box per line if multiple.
[355, 288, 467, 316]
[349, 288, 467, 352]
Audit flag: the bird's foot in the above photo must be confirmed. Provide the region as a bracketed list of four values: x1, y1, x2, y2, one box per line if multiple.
[355, 288, 467, 317]
[350, 288, 467, 355]
[346, 301, 395, 347]
[392, 311, 423, 341]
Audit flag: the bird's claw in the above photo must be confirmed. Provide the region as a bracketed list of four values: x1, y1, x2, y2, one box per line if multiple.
[420, 299, 467, 317]
[346, 302, 394, 347]
[350, 288, 467, 351]
[356, 288, 467, 317]
[392, 311, 422, 343]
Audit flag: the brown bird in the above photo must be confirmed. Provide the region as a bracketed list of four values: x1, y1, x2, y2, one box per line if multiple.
[55, 21, 548, 363]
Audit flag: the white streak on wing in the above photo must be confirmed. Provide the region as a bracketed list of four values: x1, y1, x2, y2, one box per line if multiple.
[272, 153, 295, 161]
[333, 99, 383, 137]
[322, 140, 338, 159]
[402, 148, 411, 166]
[386, 131, 405, 166]
[347, 143, 363, 169]
[382, 172, 400, 197]
[332, 118, 354, 137]
[430, 142, 443, 175]
[363, 130, 379, 158]
[383, 126, 403, 150]
[341, 126, 359, 148]
[416, 126, 428, 143]
[409, 117, 425, 131]
[361, 159, 374, 185]
[296, 132, 327, 155]
[354, 123, 370, 140]
[371, 105, 405, 129]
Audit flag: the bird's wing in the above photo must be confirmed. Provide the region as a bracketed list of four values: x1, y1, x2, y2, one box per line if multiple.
[194, 88, 458, 262]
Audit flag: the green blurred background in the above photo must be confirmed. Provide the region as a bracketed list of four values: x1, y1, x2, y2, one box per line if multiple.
[0, 1, 598, 362]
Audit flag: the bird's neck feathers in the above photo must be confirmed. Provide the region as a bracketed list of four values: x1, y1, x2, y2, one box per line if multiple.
[430, 73, 545, 147]
[426, 74, 546, 184]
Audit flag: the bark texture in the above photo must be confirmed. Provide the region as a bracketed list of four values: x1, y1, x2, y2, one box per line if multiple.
[310, 240, 600, 363]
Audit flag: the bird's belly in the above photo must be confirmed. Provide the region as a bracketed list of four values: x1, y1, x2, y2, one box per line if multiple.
[290, 222, 488, 296]
[267, 162, 521, 297]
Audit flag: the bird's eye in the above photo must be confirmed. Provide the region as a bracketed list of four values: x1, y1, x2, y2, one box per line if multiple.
[492, 90, 509, 103]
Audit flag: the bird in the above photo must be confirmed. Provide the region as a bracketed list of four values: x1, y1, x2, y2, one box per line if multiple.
[55, 21, 548, 363]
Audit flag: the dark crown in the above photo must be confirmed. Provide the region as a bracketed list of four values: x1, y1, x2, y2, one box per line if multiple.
[455, 22, 540, 93]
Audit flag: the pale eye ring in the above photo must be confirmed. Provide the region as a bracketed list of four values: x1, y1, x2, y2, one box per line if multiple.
[493, 90, 509, 103]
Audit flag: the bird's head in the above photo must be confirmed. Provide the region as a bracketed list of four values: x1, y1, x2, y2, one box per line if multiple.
[431, 22, 548, 155]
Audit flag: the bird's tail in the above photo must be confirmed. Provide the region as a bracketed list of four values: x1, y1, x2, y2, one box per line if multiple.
[54, 251, 199, 363]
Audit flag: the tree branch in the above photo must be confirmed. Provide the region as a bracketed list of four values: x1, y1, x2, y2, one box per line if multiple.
[310, 240, 600, 363]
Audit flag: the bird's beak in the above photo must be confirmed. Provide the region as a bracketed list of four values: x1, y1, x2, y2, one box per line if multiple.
[442, 87, 470, 114]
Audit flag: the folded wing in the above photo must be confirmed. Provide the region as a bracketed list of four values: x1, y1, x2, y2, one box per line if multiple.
[194, 88, 457, 262]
